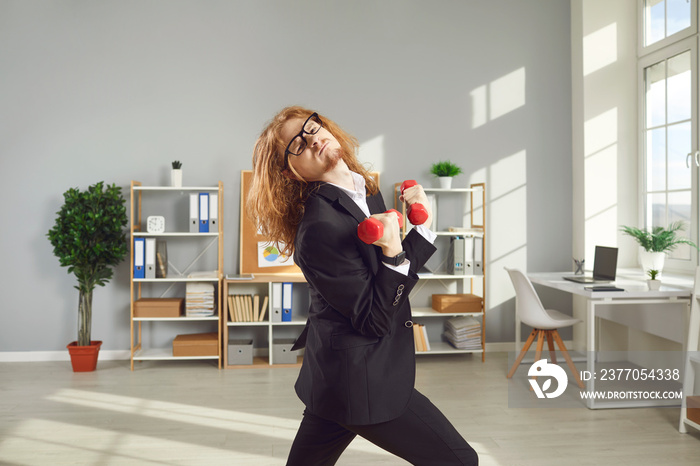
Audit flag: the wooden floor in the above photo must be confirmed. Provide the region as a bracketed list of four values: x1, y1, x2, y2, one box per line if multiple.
[1, 352, 699, 465]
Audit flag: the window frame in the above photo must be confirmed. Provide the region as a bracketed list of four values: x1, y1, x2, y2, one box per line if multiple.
[638, 35, 699, 272]
[638, 0, 698, 56]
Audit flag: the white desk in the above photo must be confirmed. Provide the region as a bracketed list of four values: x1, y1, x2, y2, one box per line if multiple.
[525, 269, 692, 409]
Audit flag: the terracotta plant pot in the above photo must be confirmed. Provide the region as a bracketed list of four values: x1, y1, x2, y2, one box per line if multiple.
[66, 340, 102, 372]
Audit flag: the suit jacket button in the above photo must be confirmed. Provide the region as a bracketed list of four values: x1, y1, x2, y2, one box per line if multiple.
[405, 320, 413, 328]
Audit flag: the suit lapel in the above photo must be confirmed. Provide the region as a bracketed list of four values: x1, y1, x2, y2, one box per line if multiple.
[312, 182, 381, 273]
[366, 190, 386, 215]
[315, 183, 369, 223]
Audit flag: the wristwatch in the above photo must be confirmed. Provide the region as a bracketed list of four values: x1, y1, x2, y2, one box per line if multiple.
[380, 250, 406, 266]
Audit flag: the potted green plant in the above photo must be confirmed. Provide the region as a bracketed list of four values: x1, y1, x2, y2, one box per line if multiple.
[47, 182, 128, 372]
[620, 221, 698, 273]
[171, 160, 183, 187]
[430, 161, 463, 189]
[647, 269, 661, 291]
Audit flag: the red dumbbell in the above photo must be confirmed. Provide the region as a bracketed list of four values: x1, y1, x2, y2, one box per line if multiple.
[357, 209, 404, 244]
[400, 180, 429, 225]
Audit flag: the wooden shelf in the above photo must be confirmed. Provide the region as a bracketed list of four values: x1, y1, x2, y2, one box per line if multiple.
[224, 356, 303, 369]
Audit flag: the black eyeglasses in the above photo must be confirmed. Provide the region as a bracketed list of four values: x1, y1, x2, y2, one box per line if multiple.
[283, 112, 323, 168]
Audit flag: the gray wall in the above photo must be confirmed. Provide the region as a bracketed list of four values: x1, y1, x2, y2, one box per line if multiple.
[0, 0, 572, 352]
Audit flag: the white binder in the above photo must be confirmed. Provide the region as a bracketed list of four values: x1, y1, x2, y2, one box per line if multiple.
[473, 237, 483, 275]
[209, 193, 218, 231]
[271, 282, 282, 322]
[189, 193, 199, 233]
[145, 238, 156, 279]
[464, 236, 474, 275]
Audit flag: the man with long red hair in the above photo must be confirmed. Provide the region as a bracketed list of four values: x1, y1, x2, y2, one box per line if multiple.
[248, 106, 478, 465]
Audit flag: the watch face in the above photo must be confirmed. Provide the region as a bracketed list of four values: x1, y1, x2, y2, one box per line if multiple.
[146, 216, 165, 233]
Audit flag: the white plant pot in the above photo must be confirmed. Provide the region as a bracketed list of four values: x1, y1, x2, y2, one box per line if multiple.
[171, 169, 183, 187]
[438, 177, 453, 189]
[639, 248, 665, 273]
[647, 279, 661, 291]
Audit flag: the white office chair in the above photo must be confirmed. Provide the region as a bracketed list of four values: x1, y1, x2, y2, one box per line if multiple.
[505, 267, 584, 388]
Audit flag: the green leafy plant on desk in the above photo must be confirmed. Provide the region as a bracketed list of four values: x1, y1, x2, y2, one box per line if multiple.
[620, 221, 698, 273]
[620, 221, 697, 252]
[647, 269, 661, 291]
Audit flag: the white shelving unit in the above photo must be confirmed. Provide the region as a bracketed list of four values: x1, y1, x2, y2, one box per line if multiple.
[129, 181, 224, 370]
[223, 275, 307, 368]
[395, 182, 486, 361]
[680, 268, 700, 433]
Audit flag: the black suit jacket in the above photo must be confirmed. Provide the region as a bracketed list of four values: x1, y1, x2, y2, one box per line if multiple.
[291, 182, 436, 425]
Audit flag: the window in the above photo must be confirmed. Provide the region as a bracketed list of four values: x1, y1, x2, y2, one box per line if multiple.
[641, 0, 696, 53]
[645, 0, 693, 46]
[639, 1, 697, 270]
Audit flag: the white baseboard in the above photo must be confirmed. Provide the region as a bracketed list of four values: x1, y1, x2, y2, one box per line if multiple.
[0, 342, 572, 363]
[0, 350, 131, 362]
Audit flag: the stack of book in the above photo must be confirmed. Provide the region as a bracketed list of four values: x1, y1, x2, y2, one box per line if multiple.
[444, 316, 481, 350]
[185, 282, 216, 317]
[228, 294, 269, 322]
[413, 323, 431, 352]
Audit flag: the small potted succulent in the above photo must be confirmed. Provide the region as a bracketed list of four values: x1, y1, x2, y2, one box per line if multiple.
[47, 182, 128, 371]
[647, 269, 661, 291]
[171, 160, 183, 187]
[620, 221, 698, 273]
[430, 161, 463, 189]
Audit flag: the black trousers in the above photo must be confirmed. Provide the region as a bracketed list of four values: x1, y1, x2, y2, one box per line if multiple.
[286, 389, 478, 466]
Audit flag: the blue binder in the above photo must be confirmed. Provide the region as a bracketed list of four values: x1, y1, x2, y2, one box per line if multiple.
[282, 282, 293, 322]
[199, 192, 209, 233]
[133, 237, 145, 279]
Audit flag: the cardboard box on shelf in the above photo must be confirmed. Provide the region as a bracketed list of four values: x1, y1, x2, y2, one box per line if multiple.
[431, 294, 483, 313]
[172, 332, 218, 357]
[134, 298, 183, 318]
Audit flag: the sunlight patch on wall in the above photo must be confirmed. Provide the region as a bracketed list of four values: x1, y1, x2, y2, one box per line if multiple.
[358, 134, 385, 175]
[470, 67, 526, 129]
[487, 150, 527, 307]
[470, 85, 488, 129]
[490, 68, 526, 121]
[583, 23, 618, 76]
[584, 107, 619, 262]
[584, 144, 618, 219]
[585, 205, 619, 260]
[584, 107, 617, 157]
[491, 150, 527, 200]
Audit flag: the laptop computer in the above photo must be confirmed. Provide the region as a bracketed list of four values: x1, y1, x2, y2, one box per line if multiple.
[563, 246, 618, 284]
